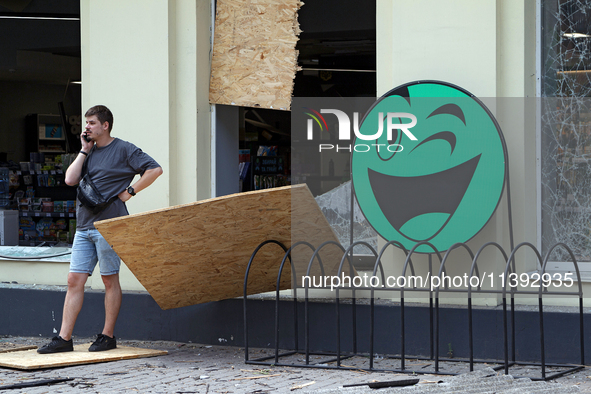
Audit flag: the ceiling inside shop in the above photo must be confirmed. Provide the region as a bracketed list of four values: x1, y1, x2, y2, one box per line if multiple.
[0, 0, 80, 84]
[0, 0, 376, 95]
[295, 0, 376, 97]
[296, 0, 375, 70]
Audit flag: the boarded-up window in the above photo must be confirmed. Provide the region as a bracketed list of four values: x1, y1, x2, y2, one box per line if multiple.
[209, 0, 303, 111]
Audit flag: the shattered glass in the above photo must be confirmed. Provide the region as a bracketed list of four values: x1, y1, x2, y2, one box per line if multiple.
[541, 0, 591, 261]
[314, 181, 378, 254]
[291, 96, 378, 255]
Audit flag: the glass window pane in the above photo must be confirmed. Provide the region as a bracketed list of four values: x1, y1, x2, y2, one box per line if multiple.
[541, 0, 591, 262]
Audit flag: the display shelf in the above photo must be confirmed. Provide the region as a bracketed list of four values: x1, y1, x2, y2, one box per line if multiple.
[11, 167, 77, 246]
[19, 211, 75, 218]
[26, 113, 68, 157]
[15, 170, 64, 175]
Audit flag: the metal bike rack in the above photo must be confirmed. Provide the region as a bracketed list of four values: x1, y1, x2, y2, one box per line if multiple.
[243, 238, 585, 381]
[243, 111, 585, 380]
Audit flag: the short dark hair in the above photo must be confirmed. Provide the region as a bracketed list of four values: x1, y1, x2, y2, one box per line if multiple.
[85, 105, 113, 132]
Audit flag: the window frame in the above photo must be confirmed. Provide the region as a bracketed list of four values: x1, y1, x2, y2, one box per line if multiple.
[536, 0, 591, 276]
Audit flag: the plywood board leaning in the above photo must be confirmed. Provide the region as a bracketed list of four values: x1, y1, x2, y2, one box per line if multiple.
[0, 344, 167, 370]
[95, 184, 351, 310]
[209, 0, 302, 110]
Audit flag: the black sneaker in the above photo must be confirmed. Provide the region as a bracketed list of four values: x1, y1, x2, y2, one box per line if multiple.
[88, 334, 117, 352]
[37, 336, 73, 354]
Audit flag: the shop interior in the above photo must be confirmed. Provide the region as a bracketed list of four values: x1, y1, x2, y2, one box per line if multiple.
[0, 0, 375, 247]
[0, 0, 81, 247]
[224, 0, 376, 197]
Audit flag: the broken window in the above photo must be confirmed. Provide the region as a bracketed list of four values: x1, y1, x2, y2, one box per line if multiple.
[540, 0, 591, 262]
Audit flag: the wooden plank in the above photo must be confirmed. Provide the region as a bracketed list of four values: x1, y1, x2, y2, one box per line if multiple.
[209, 0, 302, 110]
[0, 344, 167, 370]
[95, 184, 350, 310]
[0, 343, 37, 353]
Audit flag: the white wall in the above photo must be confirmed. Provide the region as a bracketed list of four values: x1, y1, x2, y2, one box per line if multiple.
[81, 0, 170, 213]
[375, 0, 542, 304]
[168, 0, 213, 205]
[377, 0, 497, 97]
[81, 0, 212, 214]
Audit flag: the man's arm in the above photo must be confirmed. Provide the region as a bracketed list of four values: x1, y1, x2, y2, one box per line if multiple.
[118, 166, 163, 202]
[65, 153, 86, 186]
[65, 136, 94, 186]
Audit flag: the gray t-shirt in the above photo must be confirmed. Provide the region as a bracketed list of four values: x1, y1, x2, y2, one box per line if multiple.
[76, 138, 160, 230]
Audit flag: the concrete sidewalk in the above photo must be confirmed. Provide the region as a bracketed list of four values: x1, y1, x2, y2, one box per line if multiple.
[0, 336, 589, 393]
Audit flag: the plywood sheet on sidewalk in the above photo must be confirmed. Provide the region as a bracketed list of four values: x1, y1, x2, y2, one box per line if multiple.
[95, 184, 350, 310]
[0, 344, 167, 370]
[209, 0, 302, 110]
[0, 343, 36, 353]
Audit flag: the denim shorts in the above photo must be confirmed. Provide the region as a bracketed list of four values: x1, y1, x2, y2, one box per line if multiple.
[70, 229, 121, 276]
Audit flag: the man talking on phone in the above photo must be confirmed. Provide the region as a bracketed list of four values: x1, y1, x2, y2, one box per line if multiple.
[38, 105, 163, 353]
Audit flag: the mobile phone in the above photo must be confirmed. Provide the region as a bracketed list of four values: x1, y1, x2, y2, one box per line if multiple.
[82, 133, 91, 143]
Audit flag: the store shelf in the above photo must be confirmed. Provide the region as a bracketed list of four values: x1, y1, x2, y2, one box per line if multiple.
[16, 170, 64, 175]
[38, 149, 66, 154]
[26, 113, 68, 158]
[19, 211, 75, 218]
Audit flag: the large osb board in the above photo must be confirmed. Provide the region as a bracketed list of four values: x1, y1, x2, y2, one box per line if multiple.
[0, 344, 167, 370]
[95, 185, 348, 310]
[209, 0, 302, 110]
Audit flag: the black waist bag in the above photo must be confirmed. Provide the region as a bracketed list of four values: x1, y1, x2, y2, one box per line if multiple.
[77, 174, 119, 214]
[77, 150, 119, 214]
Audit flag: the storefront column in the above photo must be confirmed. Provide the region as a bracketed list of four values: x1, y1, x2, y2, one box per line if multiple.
[375, 0, 538, 304]
[81, 0, 212, 212]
